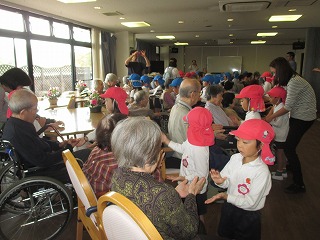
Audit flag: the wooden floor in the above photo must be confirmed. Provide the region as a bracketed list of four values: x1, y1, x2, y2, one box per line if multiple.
[58, 120, 320, 240]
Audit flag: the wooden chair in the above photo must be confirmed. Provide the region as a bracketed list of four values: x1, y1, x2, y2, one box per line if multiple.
[97, 191, 163, 240]
[62, 149, 106, 240]
[160, 147, 180, 180]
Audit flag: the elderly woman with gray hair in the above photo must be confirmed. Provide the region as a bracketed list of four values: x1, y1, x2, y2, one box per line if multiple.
[111, 117, 205, 239]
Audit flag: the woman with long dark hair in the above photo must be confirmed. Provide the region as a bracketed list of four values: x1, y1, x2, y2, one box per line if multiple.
[266, 57, 316, 194]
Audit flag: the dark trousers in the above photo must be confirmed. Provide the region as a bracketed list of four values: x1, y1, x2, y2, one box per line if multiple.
[284, 118, 314, 186]
[218, 202, 261, 240]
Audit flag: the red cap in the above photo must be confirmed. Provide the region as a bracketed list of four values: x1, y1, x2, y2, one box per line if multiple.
[235, 85, 265, 112]
[100, 87, 129, 115]
[261, 71, 272, 78]
[267, 86, 287, 103]
[184, 72, 196, 78]
[230, 119, 275, 165]
[179, 70, 184, 77]
[183, 107, 214, 146]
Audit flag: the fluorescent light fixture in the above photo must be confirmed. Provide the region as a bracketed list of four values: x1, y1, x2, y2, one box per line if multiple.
[251, 40, 266, 44]
[227, 18, 233, 22]
[121, 22, 150, 28]
[178, 21, 184, 24]
[232, 68, 238, 72]
[58, 0, 96, 3]
[257, 32, 278, 37]
[288, 9, 297, 12]
[150, 30, 155, 33]
[156, 35, 175, 39]
[174, 42, 188, 46]
[93, 6, 101, 9]
[119, 17, 125, 20]
[229, 34, 234, 37]
[269, 15, 302, 22]
[195, 35, 200, 38]
[272, 25, 278, 28]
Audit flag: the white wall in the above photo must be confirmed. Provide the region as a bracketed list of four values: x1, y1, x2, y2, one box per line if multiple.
[183, 45, 304, 74]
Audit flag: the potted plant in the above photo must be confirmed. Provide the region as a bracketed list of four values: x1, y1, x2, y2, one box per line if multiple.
[86, 90, 104, 113]
[45, 87, 61, 106]
[75, 80, 87, 93]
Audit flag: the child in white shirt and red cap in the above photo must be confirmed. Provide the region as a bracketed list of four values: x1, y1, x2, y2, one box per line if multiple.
[266, 86, 289, 180]
[205, 119, 275, 240]
[162, 107, 214, 225]
[236, 84, 265, 122]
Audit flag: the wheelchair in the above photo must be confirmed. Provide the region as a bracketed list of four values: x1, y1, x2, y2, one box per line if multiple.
[0, 140, 74, 240]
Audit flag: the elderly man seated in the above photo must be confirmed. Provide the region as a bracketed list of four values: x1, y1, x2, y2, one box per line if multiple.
[2, 89, 89, 183]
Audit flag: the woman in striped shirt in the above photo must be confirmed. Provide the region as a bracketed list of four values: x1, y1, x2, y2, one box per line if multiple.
[266, 57, 316, 194]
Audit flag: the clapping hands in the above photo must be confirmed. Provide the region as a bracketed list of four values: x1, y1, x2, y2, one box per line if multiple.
[175, 176, 205, 198]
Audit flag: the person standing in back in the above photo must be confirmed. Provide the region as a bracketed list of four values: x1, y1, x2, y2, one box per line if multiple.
[125, 49, 150, 76]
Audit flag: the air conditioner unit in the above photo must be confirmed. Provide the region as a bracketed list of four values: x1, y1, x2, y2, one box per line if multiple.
[219, 1, 271, 12]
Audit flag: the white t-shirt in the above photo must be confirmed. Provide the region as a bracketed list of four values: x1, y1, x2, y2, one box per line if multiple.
[270, 102, 289, 142]
[168, 140, 209, 194]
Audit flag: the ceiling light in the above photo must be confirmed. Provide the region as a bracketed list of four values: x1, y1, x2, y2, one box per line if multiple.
[119, 17, 125, 20]
[251, 40, 266, 44]
[174, 42, 188, 46]
[178, 21, 184, 24]
[272, 25, 278, 28]
[229, 34, 233, 37]
[150, 30, 155, 32]
[58, 0, 96, 3]
[288, 9, 297, 12]
[156, 35, 175, 39]
[257, 32, 278, 37]
[269, 15, 302, 22]
[195, 35, 199, 38]
[227, 18, 233, 22]
[94, 6, 101, 10]
[230, 41, 234, 44]
[204, 42, 208, 45]
[121, 22, 150, 28]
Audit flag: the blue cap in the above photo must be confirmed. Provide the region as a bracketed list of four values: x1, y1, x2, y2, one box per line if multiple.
[129, 73, 140, 80]
[158, 78, 165, 86]
[169, 77, 183, 87]
[224, 72, 232, 81]
[140, 75, 150, 84]
[202, 75, 214, 84]
[131, 80, 142, 88]
[233, 71, 239, 79]
[213, 74, 223, 84]
[153, 75, 162, 81]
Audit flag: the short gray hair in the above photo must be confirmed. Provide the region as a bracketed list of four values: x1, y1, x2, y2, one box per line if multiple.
[111, 117, 162, 168]
[105, 73, 118, 85]
[9, 89, 37, 114]
[134, 90, 148, 104]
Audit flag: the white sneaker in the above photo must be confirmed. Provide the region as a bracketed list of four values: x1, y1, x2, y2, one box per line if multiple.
[272, 172, 284, 180]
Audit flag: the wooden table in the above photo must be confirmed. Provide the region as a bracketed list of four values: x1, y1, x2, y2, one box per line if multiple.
[38, 107, 105, 139]
[38, 95, 90, 110]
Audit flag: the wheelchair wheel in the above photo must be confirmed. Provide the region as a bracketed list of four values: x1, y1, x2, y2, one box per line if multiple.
[0, 162, 20, 194]
[0, 176, 73, 240]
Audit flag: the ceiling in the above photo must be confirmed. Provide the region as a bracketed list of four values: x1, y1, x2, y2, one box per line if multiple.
[1, 0, 319, 46]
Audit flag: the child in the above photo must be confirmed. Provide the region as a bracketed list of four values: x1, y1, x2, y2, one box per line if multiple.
[205, 119, 275, 240]
[266, 86, 289, 180]
[200, 74, 214, 103]
[236, 84, 265, 122]
[162, 107, 214, 224]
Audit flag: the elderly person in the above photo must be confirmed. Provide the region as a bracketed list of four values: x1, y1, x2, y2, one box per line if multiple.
[104, 73, 118, 89]
[92, 79, 104, 94]
[111, 117, 205, 239]
[2, 89, 85, 183]
[128, 90, 160, 119]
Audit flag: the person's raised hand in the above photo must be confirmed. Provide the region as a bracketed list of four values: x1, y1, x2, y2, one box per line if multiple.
[210, 169, 227, 185]
[188, 176, 206, 195]
[205, 192, 228, 204]
[140, 50, 146, 57]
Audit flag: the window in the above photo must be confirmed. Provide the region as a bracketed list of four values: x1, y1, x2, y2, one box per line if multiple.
[0, 9, 24, 32]
[53, 22, 70, 39]
[73, 27, 91, 42]
[0, 5, 93, 96]
[74, 46, 92, 81]
[29, 16, 50, 36]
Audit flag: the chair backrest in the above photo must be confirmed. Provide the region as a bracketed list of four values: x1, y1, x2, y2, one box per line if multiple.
[97, 191, 163, 240]
[62, 149, 98, 225]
